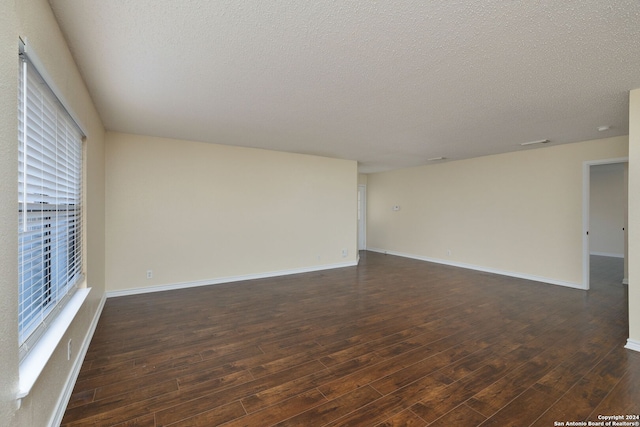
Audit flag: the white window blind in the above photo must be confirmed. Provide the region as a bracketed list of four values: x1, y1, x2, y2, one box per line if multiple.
[18, 52, 84, 359]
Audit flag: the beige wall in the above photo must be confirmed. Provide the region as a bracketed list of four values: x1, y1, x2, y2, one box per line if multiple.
[105, 132, 358, 293]
[367, 136, 628, 287]
[590, 164, 626, 257]
[0, 1, 106, 426]
[0, 1, 20, 424]
[629, 89, 640, 346]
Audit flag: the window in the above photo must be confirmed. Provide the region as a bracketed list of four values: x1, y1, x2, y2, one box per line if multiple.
[18, 50, 84, 359]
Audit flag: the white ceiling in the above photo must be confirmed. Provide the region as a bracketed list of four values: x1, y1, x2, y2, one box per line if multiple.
[49, 0, 640, 173]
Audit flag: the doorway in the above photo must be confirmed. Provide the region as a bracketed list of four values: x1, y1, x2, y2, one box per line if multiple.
[582, 158, 628, 289]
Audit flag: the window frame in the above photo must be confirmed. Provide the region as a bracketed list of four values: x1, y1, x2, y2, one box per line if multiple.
[18, 42, 86, 362]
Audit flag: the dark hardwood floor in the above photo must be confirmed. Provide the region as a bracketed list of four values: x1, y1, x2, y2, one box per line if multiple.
[62, 252, 640, 426]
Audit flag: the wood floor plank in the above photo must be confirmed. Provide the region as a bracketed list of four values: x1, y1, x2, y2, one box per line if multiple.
[240, 369, 335, 413]
[156, 359, 327, 426]
[273, 385, 382, 426]
[164, 401, 246, 427]
[410, 358, 512, 424]
[427, 403, 487, 427]
[466, 337, 577, 417]
[61, 253, 638, 427]
[478, 387, 556, 427]
[110, 414, 156, 427]
[530, 344, 632, 427]
[65, 389, 96, 409]
[532, 331, 625, 401]
[225, 389, 327, 427]
[323, 369, 453, 426]
[590, 352, 640, 416]
[375, 408, 427, 426]
[370, 336, 493, 396]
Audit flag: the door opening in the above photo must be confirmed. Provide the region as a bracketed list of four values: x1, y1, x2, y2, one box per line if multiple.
[583, 158, 628, 289]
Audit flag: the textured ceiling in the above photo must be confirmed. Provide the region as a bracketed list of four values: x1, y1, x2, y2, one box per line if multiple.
[49, 0, 640, 173]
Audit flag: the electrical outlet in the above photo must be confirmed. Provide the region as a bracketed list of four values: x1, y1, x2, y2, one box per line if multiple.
[67, 339, 72, 360]
[147, 270, 153, 279]
[342, 248, 348, 258]
[447, 249, 452, 256]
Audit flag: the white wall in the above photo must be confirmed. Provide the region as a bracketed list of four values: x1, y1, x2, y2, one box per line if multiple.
[105, 132, 358, 293]
[590, 163, 626, 257]
[367, 136, 628, 288]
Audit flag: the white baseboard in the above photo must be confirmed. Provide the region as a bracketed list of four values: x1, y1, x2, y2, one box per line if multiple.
[624, 339, 640, 353]
[590, 251, 624, 258]
[106, 260, 359, 298]
[367, 248, 584, 290]
[49, 293, 106, 427]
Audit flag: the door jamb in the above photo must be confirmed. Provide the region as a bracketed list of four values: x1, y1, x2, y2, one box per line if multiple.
[358, 185, 367, 251]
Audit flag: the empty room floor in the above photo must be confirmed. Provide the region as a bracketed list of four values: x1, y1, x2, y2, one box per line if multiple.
[61, 252, 640, 426]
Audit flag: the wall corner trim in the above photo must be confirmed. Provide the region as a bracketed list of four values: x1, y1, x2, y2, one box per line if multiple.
[624, 339, 640, 353]
[106, 261, 359, 298]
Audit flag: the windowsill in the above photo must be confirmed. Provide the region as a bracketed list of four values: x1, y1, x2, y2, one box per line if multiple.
[18, 288, 91, 399]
